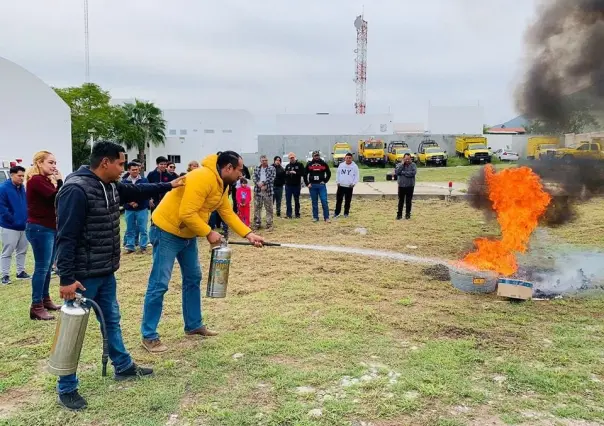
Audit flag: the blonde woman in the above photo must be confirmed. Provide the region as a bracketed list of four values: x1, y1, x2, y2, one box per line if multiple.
[25, 151, 62, 321]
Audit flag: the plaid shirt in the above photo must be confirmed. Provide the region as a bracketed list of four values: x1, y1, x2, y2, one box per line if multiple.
[253, 165, 276, 197]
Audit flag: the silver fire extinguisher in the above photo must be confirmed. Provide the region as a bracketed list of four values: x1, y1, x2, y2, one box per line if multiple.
[206, 238, 280, 299]
[47, 293, 109, 377]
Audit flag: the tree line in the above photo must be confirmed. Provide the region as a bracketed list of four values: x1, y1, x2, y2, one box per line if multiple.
[53, 83, 166, 170]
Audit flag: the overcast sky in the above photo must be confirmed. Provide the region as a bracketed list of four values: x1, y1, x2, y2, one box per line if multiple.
[0, 0, 537, 131]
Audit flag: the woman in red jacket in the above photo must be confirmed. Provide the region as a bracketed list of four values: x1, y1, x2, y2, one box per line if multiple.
[25, 151, 62, 320]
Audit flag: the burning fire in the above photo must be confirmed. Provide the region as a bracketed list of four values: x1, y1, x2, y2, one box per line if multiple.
[462, 164, 552, 276]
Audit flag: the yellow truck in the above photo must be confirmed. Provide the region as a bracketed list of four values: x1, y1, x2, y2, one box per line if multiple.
[551, 139, 604, 162]
[455, 136, 492, 164]
[417, 140, 447, 167]
[358, 138, 386, 167]
[331, 142, 352, 167]
[386, 141, 417, 164]
[526, 136, 560, 160]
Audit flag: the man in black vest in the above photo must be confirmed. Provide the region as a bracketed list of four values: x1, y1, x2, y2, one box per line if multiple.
[54, 141, 184, 411]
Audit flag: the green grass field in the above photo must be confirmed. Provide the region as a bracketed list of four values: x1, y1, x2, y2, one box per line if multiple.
[1, 198, 603, 426]
[346, 162, 516, 184]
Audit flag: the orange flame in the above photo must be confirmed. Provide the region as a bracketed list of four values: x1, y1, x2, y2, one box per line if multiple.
[462, 164, 552, 276]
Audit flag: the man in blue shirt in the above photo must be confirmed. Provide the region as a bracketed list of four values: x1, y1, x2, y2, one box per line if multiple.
[0, 166, 30, 284]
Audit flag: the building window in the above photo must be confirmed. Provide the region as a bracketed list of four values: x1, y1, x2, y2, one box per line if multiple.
[180, 129, 187, 135]
[169, 129, 177, 135]
[222, 129, 233, 133]
[168, 155, 181, 164]
[204, 129, 215, 134]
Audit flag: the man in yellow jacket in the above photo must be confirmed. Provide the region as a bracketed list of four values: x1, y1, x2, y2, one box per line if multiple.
[141, 151, 264, 353]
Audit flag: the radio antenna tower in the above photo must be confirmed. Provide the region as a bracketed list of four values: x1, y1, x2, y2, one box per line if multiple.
[354, 12, 368, 114]
[84, 0, 90, 82]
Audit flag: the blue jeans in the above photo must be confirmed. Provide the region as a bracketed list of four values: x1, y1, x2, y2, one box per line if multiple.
[285, 185, 301, 218]
[309, 184, 329, 220]
[57, 274, 133, 395]
[124, 209, 149, 250]
[25, 223, 55, 304]
[141, 227, 203, 340]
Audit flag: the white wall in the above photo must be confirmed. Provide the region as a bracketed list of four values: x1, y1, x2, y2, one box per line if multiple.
[276, 113, 394, 135]
[484, 135, 514, 152]
[126, 109, 256, 173]
[428, 104, 484, 135]
[0, 57, 72, 173]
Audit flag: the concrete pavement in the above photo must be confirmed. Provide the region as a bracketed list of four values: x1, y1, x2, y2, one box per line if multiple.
[299, 181, 469, 200]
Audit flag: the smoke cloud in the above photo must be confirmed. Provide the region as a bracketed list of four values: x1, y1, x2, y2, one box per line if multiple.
[516, 0, 604, 124]
[467, 158, 604, 226]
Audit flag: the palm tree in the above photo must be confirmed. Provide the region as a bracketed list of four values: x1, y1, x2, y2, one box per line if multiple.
[117, 100, 166, 166]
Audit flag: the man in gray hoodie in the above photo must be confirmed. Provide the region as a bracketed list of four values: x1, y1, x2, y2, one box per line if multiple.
[394, 153, 417, 220]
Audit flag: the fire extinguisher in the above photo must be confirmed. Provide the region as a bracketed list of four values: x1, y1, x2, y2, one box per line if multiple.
[47, 293, 109, 378]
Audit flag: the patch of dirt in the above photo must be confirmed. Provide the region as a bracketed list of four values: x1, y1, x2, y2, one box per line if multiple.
[0, 387, 40, 419]
[436, 325, 490, 340]
[422, 264, 451, 281]
[10, 336, 41, 346]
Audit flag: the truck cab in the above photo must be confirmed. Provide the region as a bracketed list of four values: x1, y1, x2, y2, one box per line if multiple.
[358, 138, 386, 167]
[386, 141, 417, 164]
[331, 142, 353, 167]
[552, 140, 604, 162]
[417, 140, 447, 167]
[455, 136, 492, 164]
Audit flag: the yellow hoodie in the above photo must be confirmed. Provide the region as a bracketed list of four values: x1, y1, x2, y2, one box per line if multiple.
[151, 154, 251, 239]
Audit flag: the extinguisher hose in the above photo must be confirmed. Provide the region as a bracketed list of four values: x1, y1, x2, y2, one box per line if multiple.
[84, 298, 109, 377]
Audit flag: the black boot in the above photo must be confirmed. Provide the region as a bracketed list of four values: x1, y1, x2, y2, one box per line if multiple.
[58, 390, 87, 411]
[114, 363, 154, 381]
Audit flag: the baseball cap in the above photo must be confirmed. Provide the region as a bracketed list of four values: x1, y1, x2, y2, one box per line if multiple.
[312, 150, 320, 156]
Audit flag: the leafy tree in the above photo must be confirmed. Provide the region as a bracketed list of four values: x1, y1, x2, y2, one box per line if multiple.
[53, 83, 117, 169]
[525, 100, 598, 135]
[116, 100, 166, 165]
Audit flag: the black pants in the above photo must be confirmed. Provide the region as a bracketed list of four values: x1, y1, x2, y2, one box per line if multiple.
[397, 186, 414, 218]
[231, 186, 238, 213]
[273, 185, 284, 216]
[335, 186, 354, 216]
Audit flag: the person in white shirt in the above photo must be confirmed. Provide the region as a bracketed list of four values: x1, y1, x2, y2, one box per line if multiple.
[334, 153, 359, 218]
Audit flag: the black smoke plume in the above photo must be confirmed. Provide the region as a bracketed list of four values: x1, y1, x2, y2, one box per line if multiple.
[516, 0, 604, 126]
[467, 159, 604, 226]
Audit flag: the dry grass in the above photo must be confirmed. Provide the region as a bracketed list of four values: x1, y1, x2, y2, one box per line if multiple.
[1, 197, 603, 426]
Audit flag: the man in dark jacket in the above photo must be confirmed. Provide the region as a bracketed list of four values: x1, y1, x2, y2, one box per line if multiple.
[272, 156, 286, 217]
[395, 153, 417, 220]
[54, 141, 184, 411]
[0, 166, 29, 284]
[122, 162, 151, 253]
[304, 150, 332, 222]
[284, 152, 304, 219]
[146, 156, 176, 211]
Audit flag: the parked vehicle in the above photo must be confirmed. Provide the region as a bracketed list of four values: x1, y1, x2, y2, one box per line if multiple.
[331, 142, 353, 167]
[455, 136, 492, 164]
[386, 141, 417, 164]
[494, 149, 519, 162]
[357, 138, 386, 167]
[526, 136, 560, 160]
[550, 139, 604, 162]
[0, 159, 24, 183]
[417, 140, 447, 166]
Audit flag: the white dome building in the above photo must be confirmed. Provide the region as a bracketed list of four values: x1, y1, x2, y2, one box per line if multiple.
[0, 56, 72, 173]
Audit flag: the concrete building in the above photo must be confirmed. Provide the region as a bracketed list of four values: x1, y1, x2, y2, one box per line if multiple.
[125, 109, 257, 173]
[0, 56, 72, 173]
